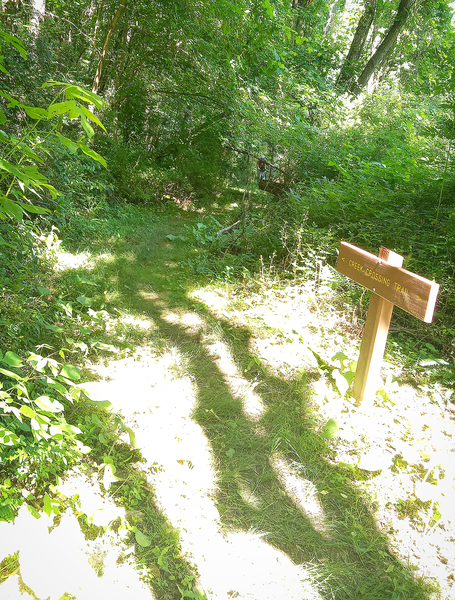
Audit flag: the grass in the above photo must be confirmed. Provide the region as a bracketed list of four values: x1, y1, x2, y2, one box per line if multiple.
[1, 193, 451, 599]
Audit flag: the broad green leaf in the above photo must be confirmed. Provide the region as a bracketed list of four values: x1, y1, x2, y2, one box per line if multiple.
[85, 398, 112, 411]
[76, 275, 98, 286]
[60, 364, 81, 381]
[0, 158, 25, 179]
[64, 85, 103, 109]
[132, 526, 151, 547]
[22, 165, 47, 182]
[321, 418, 339, 439]
[55, 132, 78, 153]
[24, 105, 48, 119]
[79, 113, 94, 137]
[46, 378, 67, 395]
[77, 295, 93, 306]
[0, 427, 20, 446]
[42, 80, 67, 88]
[78, 143, 106, 167]
[3, 199, 23, 220]
[37, 286, 50, 295]
[0, 108, 6, 125]
[26, 504, 41, 519]
[18, 203, 50, 215]
[1, 351, 23, 367]
[43, 493, 52, 517]
[125, 426, 138, 448]
[47, 100, 76, 117]
[2, 32, 26, 58]
[79, 104, 106, 131]
[34, 395, 64, 413]
[0, 367, 22, 380]
[39, 184, 58, 200]
[20, 405, 36, 419]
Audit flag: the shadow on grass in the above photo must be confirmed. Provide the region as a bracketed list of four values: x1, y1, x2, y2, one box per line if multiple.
[55, 205, 436, 600]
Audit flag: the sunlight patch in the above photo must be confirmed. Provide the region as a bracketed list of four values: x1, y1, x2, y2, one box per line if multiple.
[203, 336, 266, 422]
[54, 250, 94, 272]
[161, 309, 208, 333]
[138, 289, 159, 300]
[119, 312, 158, 331]
[0, 503, 154, 600]
[270, 454, 330, 536]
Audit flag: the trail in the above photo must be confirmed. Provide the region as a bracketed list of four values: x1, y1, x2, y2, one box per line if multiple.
[1, 203, 453, 600]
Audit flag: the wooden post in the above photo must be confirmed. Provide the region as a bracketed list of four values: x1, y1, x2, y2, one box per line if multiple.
[336, 242, 440, 405]
[352, 247, 403, 403]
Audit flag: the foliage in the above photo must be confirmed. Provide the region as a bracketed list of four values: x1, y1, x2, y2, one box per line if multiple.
[0, 347, 88, 521]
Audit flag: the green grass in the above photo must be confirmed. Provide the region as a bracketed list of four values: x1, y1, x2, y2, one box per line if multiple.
[1, 195, 441, 599]
[56, 197, 435, 600]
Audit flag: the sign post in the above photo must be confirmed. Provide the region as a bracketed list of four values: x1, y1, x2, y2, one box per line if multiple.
[336, 242, 439, 404]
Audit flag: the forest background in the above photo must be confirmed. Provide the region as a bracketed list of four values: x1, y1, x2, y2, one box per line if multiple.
[1, 0, 455, 598]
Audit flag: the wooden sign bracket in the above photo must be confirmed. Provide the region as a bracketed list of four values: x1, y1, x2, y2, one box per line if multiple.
[336, 242, 439, 405]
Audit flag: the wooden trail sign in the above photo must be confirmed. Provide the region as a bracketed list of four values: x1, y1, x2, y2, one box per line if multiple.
[336, 242, 440, 404]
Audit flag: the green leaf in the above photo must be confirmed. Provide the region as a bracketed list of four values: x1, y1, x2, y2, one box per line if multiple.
[79, 104, 106, 131]
[43, 323, 65, 333]
[23, 105, 48, 119]
[226, 447, 235, 458]
[76, 275, 98, 286]
[19, 405, 36, 419]
[132, 526, 152, 547]
[0, 108, 6, 125]
[64, 85, 104, 109]
[55, 132, 78, 153]
[2, 32, 26, 58]
[77, 295, 93, 307]
[34, 395, 64, 413]
[60, 364, 81, 381]
[79, 113, 94, 137]
[125, 426, 138, 448]
[2, 199, 24, 221]
[0, 234, 14, 248]
[0, 158, 24, 179]
[78, 143, 106, 168]
[0, 367, 22, 380]
[0, 427, 20, 446]
[1, 351, 23, 367]
[47, 100, 77, 117]
[26, 504, 41, 519]
[84, 398, 113, 411]
[321, 418, 339, 439]
[43, 493, 52, 517]
[37, 286, 50, 295]
[18, 203, 50, 215]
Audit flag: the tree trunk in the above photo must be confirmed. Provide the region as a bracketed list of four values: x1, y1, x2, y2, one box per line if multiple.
[92, 2, 127, 95]
[336, 0, 376, 88]
[350, 0, 416, 96]
[291, 0, 313, 35]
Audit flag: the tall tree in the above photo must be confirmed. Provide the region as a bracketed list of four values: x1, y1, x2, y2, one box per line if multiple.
[336, 0, 377, 88]
[92, 2, 127, 94]
[349, 0, 416, 95]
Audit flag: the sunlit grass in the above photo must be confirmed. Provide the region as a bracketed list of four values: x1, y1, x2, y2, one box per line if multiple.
[2, 200, 450, 600]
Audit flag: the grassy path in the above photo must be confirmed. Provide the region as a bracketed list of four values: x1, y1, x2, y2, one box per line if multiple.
[73, 202, 437, 600]
[1, 201, 444, 600]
